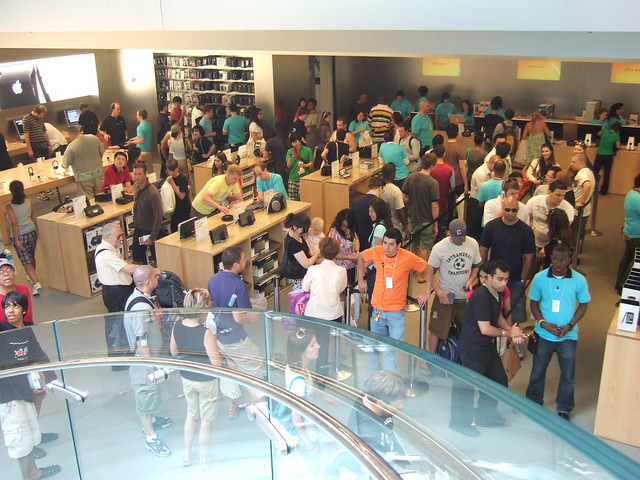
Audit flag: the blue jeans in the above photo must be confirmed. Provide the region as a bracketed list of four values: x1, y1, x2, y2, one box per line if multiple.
[526, 337, 577, 413]
[507, 281, 527, 325]
[369, 308, 405, 372]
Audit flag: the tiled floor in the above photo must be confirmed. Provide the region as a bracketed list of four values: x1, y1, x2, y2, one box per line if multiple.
[8, 180, 640, 472]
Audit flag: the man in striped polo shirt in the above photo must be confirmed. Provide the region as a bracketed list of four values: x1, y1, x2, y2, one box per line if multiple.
[23, 105, 50, 160]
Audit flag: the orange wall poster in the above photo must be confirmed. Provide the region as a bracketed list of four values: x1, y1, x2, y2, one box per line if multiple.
[611, 63, 640, 84]
[422, 58, 461, 77]
[516, 60, 562, 81]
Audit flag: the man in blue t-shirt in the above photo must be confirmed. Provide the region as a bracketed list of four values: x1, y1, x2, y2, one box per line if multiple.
[125, 109, 152, 153]
[254, 162, 289, 201]
[526, 243, 590, 421]
[411, 100, 433, 155]
[390, 89, 413, 122]
[379, 131, 408, 188]
[207, 247, 265, 388]
[198, 106, 216, 143]
[222, 104, 249, 151]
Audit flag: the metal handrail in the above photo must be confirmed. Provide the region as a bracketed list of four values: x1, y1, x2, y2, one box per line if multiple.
[0, 357, 403, 480]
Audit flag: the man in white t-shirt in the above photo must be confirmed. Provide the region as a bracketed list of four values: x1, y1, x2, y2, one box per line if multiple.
[483, 178, 529, 227]
[527, 180, 575, 249]
[380, 163, 407, 233]
[396, 124, 421, 173]
[419, 220, 481, 353]
[570, 153, 595, 254]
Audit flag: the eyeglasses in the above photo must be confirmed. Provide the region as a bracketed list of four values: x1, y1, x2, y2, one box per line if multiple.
[0, 267, 14, 275]
[504, 208, 518, 212]
[550, 257, 568, 263]
[295, 328, 308, 340]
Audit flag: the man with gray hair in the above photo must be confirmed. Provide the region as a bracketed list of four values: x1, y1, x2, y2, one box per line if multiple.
[62, 126, 105, 198]
[124, 265, 172, 457]
[95, 222, 139, 361]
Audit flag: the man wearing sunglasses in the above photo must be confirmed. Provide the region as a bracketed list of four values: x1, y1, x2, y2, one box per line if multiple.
[480, 196, 536, 326]
[526, 243, 590, 421]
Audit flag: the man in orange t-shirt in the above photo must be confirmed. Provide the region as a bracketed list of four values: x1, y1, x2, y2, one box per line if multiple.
[357, 228, 427, 371]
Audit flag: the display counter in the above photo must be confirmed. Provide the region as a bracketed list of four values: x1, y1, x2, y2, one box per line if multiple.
[300, 158, 384, 226]
[37, 200, 135, 298]
[594, 310, 640, 447]
[155, 200, 311, 293]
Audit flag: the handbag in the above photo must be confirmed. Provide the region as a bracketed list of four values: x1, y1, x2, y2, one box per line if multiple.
[527, 330, 539, 355]
[359, 130, 373, 148]
[501, 341, 521, 382]
[278, 236, 308, 280]
[320, 164, 331, 176]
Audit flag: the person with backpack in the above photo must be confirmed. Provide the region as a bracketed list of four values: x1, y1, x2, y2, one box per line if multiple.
[492, 109, 521, 158]
[482, 98, 504, 147]
[123, 265, 173, 457]
[163, 158, 191, 233]
[396, 122, 421, 173]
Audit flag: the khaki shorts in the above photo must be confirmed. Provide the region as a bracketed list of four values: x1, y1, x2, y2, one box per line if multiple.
[133, 384, 161, 416]
[182, 377, 218, 421]
[0, 400, 41, 459]
[218, 336, 266, 379]
[409, 221, 435, 252]
[77, 177, 103, 199]
[428, 296, 467, 339]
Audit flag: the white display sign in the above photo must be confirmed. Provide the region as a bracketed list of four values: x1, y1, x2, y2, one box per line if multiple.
[232, 202, 245, 223]
[147, 172, 157, 183]
[72, 195, 86, 217]
[194, 217, 209, 242]
[618, 300, 639, 333]
[111, 183, 123, 204]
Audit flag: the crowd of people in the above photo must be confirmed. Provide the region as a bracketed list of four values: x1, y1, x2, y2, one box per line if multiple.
[0, 87, 633, 475]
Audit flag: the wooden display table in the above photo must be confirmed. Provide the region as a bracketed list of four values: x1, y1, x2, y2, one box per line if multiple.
[37, 201, 134, 298]
[155, 200, 311, 293]
[594, 311, 640, 447]
[323, 158, 384, 227]
[299, 169, 330, 221]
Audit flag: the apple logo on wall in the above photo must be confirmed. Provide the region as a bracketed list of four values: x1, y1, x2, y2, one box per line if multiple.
[12, 80, 22, 95]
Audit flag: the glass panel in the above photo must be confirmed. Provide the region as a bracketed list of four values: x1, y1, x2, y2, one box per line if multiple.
[264, 312, 637, 479]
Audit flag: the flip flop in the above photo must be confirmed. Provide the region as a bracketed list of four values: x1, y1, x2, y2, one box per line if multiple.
[34, 465, 61, 479]
[183, 455, 192, 467]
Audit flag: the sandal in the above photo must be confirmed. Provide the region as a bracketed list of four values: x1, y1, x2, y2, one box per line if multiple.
[200, 455, 224, 471]
[183, 455, 192, 467]
[34, 464, 61, 479]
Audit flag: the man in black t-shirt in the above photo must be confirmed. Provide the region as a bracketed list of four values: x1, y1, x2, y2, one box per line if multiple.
[321, 128, 350, 166]
[289, 108, 308, 145]
[99, 102, 128, 148]
[450, 260, 524, 437]
[191, 125, 215, 165]
[165, 158, 191, 233]
[480, 196, 535, 325]
[351, 176, 385, 248]
[78, 102, 99, 135]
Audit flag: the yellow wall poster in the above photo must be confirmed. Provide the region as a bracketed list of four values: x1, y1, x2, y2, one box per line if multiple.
[516, 60, 562, 81]
[611, 63, 640, 84]
[422, 58, 461, 77]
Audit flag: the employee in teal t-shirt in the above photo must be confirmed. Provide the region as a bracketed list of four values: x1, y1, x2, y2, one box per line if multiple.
[411, 100, 433, 153]
[254, 162, 289, 201]
[594, 122, 621, 195]
[390, 90, 413, 121]
[222, 104, 250, 149]
[434, 92, 457, 129]
[125, 109, 152, 153]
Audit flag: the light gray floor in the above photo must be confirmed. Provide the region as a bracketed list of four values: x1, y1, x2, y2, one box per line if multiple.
[3, 181, 638, 476]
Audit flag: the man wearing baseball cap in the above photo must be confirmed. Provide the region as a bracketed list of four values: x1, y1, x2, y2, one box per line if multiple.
[418, 219, 481, 353]
[78, 102, 99, 135]
[0, 258, 34, 325]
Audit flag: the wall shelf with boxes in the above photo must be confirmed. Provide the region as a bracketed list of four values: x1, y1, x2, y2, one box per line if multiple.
[153, 54, 256, 115]
[155, 201, 311, 301]
[37, 202, 135, 298]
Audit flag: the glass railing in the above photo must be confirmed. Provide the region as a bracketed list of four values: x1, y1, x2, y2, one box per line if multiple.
[0, 310, 637, 480]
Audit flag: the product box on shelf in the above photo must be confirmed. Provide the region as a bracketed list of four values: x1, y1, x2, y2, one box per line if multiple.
[250, 233, 269, 257]
[253, 251, 278, 279]
[84, 226, 104, 252]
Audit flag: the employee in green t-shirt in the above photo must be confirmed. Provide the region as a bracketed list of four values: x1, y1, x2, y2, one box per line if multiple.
[286, 133, 313, 201]
[594, 122, 621, 195]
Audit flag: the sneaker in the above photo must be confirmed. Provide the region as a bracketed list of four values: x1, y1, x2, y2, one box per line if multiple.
[33, 283, 43, 296]
[44, 189, 54, 195]
[449, 423, 480, 438]
[35, 464, 61, 478]
[33, 446, 47, 459]
[557, 411, 570, 420]
[36, 193, 50, 201]
[142, 416, 172, 435]
[475, 412, 506, 429]
[144, 436, 170, 457]
[39, 432, 59, 444]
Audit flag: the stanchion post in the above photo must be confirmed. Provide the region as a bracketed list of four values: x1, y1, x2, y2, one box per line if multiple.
[588, 173, 603, 237]
[571, 209, 584, 270]
[344, 287, 351, 325]
[405, 303, 429, 398]
[274, 277, 281, 312]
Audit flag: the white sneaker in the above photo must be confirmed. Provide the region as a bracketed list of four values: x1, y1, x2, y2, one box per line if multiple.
[33, 283, 43, 296]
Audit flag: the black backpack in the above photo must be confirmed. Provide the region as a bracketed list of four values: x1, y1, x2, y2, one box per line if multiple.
[500, 122, 518, 155]
[154, 270, 187, 308]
